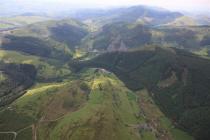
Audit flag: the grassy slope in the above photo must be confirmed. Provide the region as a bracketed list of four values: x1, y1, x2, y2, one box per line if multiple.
[0, 79, 89, 138]
[0, 50, 71, 81]
[0, 19, 90, 66]
[38, 73, 140, 140]
[0, 69, 193, 140]
[0, 16, 51, 25]
[43, 72, 193, 140]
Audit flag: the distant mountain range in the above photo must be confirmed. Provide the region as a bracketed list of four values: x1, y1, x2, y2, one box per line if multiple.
[72, 6, 182, 25]
[0, 2, 209, 25]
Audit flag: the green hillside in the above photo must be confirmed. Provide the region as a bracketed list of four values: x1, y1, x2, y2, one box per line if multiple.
[0, 69, 193, 140]
[0, 50, 71, 82]
[70, 47, 210, 140]
[0, 61, 36, 106]
[1, 19, 89, 59]
[92, 23, 151, 50]
[89, 22, 210, 55]
[0, 18, 90, 83]
[0, 16, 51, 25]
[0, 16, 51, 30]
[0, 18, 90, 108]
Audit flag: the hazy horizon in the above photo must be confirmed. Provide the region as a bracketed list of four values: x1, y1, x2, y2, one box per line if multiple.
[0, 0, 210, 16]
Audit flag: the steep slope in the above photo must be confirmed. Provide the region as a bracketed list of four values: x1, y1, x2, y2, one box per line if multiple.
[0, 69, 193, 140]
[154, 26, 210, 49]
[0, 50, 71, 82]
[0, 19, 88, 82]
[0, 19, 88, 107]
[0, 19, 88, 61]
[89, 22, 210, 55]
[70, 47, 210, 139]
[91, 23, 151, 51]
[0, 62, 36, 106]
[0, 18, 89, 82]
[1, 35, 72, 61]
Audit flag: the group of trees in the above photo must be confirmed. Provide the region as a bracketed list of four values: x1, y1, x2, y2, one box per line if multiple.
[0, 62, 37, 106]
[93, 23, 152, 50]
